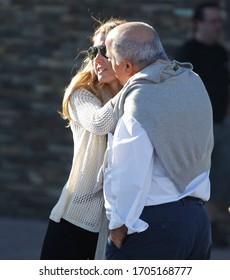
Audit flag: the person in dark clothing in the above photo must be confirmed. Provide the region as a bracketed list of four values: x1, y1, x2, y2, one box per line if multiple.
[175, 2, 230, 248]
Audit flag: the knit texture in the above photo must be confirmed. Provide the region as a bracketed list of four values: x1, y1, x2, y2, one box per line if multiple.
[50, 88, 118, 232]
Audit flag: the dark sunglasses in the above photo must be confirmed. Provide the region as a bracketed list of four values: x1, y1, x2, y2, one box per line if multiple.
[87, 45, 108, 60]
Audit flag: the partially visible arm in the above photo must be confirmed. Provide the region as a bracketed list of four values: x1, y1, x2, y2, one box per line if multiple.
[69, 88, 118, 134]
[104, 114, 154, 248]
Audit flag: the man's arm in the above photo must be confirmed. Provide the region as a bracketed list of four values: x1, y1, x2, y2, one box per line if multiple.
[104, 114, 153, 248]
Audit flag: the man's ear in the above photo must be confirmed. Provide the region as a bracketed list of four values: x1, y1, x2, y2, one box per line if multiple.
[124, 60, 139, 76]
[124, 60, 133, 74]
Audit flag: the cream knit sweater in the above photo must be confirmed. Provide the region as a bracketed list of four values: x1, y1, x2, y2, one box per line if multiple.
[50, 88, 118, 233]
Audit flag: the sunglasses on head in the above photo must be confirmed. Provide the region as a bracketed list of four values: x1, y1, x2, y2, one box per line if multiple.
[87, 45, 108, 60]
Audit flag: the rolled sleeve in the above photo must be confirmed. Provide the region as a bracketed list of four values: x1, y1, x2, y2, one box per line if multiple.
[104, 113, 153, 234]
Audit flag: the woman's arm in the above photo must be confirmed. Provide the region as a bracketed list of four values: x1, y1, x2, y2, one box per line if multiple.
[69, 88, 118, 134]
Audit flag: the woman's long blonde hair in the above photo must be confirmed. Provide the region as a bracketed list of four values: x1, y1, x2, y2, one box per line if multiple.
[61, 17, 126, 123]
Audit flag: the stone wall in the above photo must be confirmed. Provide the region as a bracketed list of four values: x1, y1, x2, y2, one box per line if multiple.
[0, 0, 229, 220]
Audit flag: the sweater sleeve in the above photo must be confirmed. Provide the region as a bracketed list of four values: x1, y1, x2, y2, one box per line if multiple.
[69, 88, 118, 135]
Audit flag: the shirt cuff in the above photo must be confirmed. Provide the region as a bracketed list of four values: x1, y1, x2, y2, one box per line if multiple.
[108, 211, 149, 235]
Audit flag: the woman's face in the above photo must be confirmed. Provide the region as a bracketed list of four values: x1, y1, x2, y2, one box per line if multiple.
[92, 32, 120, 91]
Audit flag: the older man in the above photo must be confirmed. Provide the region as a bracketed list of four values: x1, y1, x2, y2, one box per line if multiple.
[103, 21, 214, 260]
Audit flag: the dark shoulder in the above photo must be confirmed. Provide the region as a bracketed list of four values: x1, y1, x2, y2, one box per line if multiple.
[215, 43, 229, 59]
[174, 39, 197, 61]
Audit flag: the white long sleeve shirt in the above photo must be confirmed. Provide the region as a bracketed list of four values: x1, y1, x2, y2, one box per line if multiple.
[103, 113, 210, 235]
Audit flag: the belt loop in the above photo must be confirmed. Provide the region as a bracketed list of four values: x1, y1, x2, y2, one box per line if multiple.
[181, 198, 185, 206]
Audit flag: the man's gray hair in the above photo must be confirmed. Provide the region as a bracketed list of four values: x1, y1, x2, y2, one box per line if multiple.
[111, 26, 168, 69]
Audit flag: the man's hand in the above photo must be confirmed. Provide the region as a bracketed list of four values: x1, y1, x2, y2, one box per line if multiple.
[109, 225, 128, 249]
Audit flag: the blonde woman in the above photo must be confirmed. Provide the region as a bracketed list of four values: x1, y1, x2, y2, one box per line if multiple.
[40, 18, 126, 260]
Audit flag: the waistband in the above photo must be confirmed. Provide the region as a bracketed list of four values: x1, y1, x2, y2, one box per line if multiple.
[147, 196, 205, 208]
[180, 196, 204, 205]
